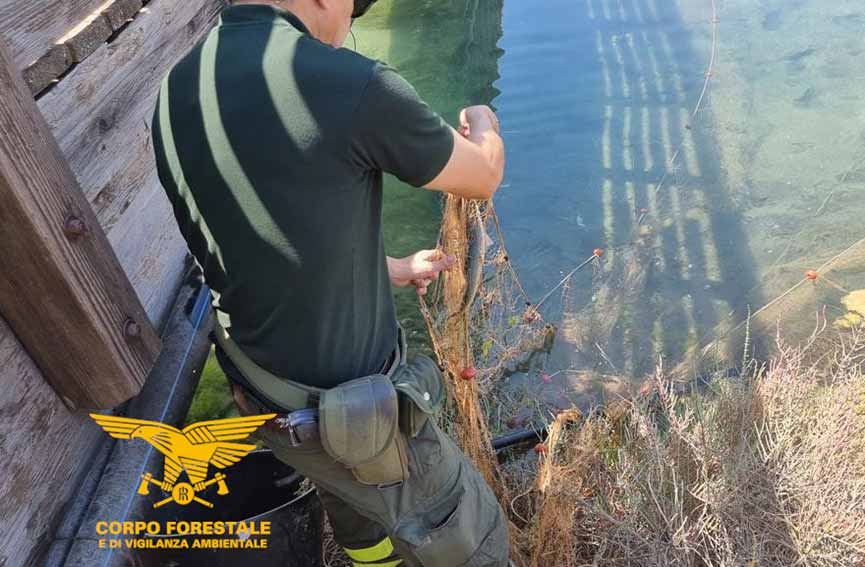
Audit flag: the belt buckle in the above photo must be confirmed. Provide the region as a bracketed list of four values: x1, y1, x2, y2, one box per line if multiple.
[274, 408, 319, 447]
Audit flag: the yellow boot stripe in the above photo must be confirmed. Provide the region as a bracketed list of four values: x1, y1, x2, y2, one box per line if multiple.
[352, 561, 402, 567]
[344, 537, 395, 562]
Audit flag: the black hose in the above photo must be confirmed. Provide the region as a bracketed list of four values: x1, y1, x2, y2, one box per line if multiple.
[271, 427, 546, 504]
[491, 427, 544, 451]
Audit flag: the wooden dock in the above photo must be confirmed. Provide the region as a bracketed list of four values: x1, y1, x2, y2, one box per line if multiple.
[0, 1, 222, 564]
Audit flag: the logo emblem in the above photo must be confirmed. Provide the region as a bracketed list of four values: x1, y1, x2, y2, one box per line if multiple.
[90, 413, 276, 509]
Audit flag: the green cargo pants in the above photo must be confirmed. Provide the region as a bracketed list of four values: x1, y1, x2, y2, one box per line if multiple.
[216, 332, 509, 567]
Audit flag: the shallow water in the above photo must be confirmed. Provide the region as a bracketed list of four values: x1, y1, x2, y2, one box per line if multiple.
[355, 0, 865, 407]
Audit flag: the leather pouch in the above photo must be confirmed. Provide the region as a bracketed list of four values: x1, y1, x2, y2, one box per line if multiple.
[319, 374, 409, 485]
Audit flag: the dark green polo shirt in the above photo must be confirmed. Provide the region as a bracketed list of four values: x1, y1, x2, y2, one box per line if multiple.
[152, 5, 454, 388]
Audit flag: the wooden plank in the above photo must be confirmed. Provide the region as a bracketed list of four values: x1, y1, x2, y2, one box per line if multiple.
[37, 0, 223, 321]
[0, 321, 102, 567]
[15, 0, 147, 95]
[0, 0, 108, 70]
[20, 43, 70, 94]
[103, 0, 145, 30]
[59, 5, 114, 64]
[38, 0, 224, 213]
[106, 168, 190, 324]
[0, 36, 161, 410]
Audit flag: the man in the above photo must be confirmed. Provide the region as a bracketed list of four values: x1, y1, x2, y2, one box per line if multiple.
[152, 0, 507, 565]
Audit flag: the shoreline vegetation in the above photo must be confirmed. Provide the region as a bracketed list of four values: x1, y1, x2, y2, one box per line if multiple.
[502, 326, 865, 566]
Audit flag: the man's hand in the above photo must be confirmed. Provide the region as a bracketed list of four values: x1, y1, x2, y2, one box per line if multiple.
[387, 250, 455, 296]
[458, 105, 500, 139]
[425, 105, 505, 200]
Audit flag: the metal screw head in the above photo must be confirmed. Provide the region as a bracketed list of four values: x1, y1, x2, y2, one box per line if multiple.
[63, 216, 87, 240]
[124, 318, 141, 338]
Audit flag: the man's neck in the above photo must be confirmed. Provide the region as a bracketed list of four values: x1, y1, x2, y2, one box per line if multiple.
[231, 0, 323, 41]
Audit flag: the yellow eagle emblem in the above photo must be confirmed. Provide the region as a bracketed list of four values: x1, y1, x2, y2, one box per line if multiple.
[90, 413, 276, 508]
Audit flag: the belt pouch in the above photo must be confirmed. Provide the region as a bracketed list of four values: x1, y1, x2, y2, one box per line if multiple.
[319, 374, 409, 485]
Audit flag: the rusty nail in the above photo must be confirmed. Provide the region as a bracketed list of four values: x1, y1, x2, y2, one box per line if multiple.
[124, 318, 141, 338]
[64, 216, 87, 240]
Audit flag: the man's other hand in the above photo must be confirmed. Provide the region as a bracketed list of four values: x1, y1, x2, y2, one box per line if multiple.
[387, 250, 456, 296]
[458, 105, 500, 138]
[425, 105, 505, 200]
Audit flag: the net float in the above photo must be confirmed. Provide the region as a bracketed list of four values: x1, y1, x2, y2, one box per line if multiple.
[805, 270, 819, 281]
[534, 443, 548, 454]
[593, 248, 604, 257]
[540, 373, 552, 384]
[460, 367, 477, 380]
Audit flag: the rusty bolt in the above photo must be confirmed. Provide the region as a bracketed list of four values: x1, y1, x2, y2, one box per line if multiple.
[124, 318, 141, 338]
[63, 216, 87, 240]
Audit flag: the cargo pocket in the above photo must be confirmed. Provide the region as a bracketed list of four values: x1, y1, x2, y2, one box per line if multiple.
[393, 355, 448, 477]
[398, 461, 509, 567]
[393, 354, 445, 436]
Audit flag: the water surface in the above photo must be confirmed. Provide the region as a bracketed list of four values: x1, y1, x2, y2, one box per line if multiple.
[359, 0, 865, 407]
[189, 0, 865, 420]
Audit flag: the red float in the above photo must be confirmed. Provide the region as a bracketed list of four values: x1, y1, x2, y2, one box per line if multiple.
[460, 367, 477, 380]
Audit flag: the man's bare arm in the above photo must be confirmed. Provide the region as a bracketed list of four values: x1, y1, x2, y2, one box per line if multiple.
[424, 105, 505, 200]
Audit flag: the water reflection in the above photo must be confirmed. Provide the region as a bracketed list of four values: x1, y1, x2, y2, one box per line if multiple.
[494, 0, 762, 403]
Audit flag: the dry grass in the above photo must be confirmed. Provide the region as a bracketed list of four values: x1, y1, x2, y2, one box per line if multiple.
[509, 328, 865, 567]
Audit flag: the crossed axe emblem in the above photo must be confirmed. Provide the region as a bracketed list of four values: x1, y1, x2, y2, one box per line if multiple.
[88, 413, 276, 510]
[137, 472, 230, 509]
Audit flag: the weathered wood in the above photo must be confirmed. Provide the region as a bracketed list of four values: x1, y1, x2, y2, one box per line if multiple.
[103, 0, 144, 31]
[0, 320, 103, 567]
[105, 168, 190, 324]
[0, 36, 160, 409]
[21, 44, 69, 94]
[14, 0, 145, 95]
[60, 9, 114, 64]
[38, 0, 223, 322]
[0, 0, 107, 70]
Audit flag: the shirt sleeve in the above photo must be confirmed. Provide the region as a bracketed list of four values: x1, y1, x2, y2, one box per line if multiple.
[351, 63, 455, 187]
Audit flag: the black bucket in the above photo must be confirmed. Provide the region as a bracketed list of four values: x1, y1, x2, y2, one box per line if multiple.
[133, 450, 322, 567]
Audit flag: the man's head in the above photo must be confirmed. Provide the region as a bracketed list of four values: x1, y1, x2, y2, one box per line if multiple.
[231, 0, 377, 47]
